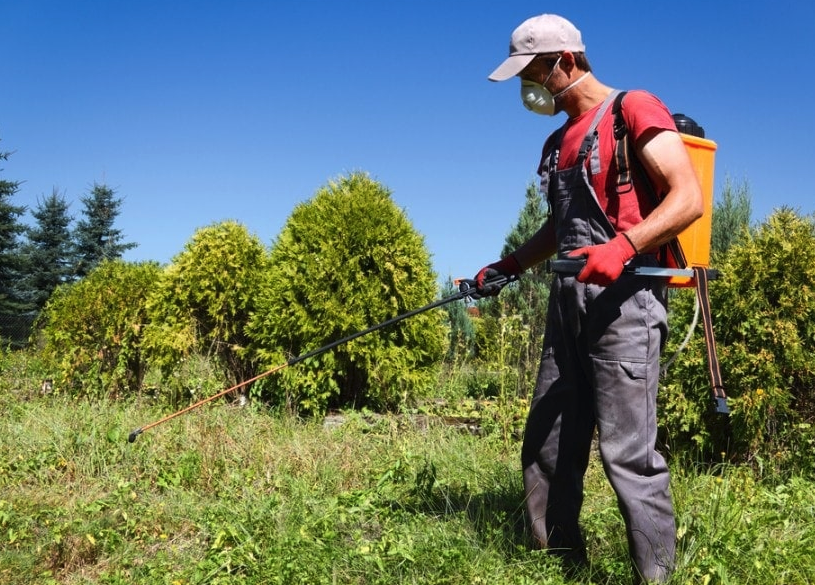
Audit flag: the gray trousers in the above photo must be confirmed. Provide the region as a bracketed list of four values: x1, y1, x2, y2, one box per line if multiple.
[521, 273, 675, 583]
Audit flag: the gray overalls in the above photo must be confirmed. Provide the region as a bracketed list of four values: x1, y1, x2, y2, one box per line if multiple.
[521, 92, 675, 582]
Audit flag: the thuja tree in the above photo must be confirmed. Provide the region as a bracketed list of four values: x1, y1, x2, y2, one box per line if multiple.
[248, 172, 445, 415]
[142, 220, 269, 402]
[660, 208, 815, 473]
[36, 259, 161, 397]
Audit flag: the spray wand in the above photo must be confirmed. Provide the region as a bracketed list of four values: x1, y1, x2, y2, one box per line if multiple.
[127, 274, 515, 443]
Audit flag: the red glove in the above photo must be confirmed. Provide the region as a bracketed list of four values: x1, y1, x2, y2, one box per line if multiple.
[474, 254, 522, 297]
[567, 233, 637, 286]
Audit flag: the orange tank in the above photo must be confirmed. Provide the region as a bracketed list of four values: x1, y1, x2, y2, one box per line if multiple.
[668, 132, 717, 287]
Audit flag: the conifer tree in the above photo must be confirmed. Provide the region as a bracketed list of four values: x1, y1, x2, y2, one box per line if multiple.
[0, 148, 27, 314]
[711, 176, 752, 257]
[143, 220, 269, 398]
[21, 189, 75, 309]
[73, 182, 136, 278]
[441, 275, 475, 363]
[248, 172, 444, 414]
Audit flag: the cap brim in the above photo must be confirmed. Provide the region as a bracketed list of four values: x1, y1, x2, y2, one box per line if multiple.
[488, 54, 536, 81]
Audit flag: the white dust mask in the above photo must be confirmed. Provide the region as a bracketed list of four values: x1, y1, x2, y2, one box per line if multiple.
[521, 79, 556, 115]
[520, 57, 590, 116]
[520, 56, 560, 115]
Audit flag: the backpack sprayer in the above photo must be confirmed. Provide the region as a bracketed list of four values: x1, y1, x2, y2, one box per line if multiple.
[127, 274, 515, 443]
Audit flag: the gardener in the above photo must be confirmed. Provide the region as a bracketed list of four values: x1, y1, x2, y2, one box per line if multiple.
[474, 13, 703, 584]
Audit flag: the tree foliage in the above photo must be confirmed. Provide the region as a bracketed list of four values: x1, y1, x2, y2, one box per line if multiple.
[440, 276, 475, 364]
[37, 259, 161, 397]
[20, 189, 75, 310]
[248, 172, 444, 414]
[711, 176, 752, 257]
[660, 208, 815, 472]
[143, 220, 269, 396]
[73, 183, 136, 278]
[0, 147, 27, 314]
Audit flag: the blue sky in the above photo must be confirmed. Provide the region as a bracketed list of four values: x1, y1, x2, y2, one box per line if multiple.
[2, 1, 814, 282]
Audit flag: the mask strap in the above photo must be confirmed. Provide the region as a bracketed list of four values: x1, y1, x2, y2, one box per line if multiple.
[542, 56, 562, 88]
[553, 72, 590, 100]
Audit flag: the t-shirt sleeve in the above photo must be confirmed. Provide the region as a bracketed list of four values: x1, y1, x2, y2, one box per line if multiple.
[622, 90, 677, 145]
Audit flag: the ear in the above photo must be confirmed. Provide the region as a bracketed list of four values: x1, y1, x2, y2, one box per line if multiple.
[559, 51, 576, 73]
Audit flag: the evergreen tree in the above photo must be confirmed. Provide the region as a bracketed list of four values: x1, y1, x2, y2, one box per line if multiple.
[661, 209, 815, 465]
[21, 189, 75, 310]
[143, 220, 270, 400]
[248, 172, 445, 414]
[73, 182, 136, 278]
[711, 176, 752, 257]
[0, 147, 27, 314]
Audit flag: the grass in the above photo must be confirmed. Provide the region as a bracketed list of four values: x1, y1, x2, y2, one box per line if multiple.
[1, 387, 814, 584]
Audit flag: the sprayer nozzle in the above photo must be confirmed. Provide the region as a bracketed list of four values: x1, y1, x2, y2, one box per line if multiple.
[127, 429, 142, 443]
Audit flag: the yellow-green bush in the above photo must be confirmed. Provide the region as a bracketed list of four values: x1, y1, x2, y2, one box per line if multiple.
[247, 173, 444, 414]
[661, 209, 815, 473]
[36, 260, 161, 397]
[142, 220, 269, 397]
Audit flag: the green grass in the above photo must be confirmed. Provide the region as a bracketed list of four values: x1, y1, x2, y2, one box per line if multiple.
[1, 389, 814, 584]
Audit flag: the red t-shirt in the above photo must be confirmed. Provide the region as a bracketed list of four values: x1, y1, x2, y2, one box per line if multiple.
[543, 90, 677, 232]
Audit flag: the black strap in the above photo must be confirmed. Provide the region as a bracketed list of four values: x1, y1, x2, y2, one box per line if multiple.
[612, 92, 634, 192]
[694, 266, 730, 415]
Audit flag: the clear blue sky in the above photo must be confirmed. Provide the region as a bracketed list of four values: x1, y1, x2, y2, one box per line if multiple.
[3, 1, 814, 282]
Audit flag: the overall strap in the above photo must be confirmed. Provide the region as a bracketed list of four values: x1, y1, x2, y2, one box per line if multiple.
[539, 89, 621, 179]
[579, 90, 621, 172]
[537, 127, 563, 208]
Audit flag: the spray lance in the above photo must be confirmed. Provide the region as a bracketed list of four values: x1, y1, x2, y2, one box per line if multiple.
[127, 273, 516, 443]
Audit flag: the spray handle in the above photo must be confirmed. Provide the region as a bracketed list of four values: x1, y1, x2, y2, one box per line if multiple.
[456, 273, 518, 299]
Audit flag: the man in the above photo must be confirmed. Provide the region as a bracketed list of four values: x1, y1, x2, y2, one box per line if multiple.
[475, 13, 703, 584]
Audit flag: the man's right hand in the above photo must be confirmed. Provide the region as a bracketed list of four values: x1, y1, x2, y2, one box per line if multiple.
[474, 254, 522, 297]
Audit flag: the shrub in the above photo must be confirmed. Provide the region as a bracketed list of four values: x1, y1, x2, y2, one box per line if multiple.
[247, 172, 445, 414]
[36, 259, 161, 397]
[142, 221, 269, 401]
[660, 208, 815, 472]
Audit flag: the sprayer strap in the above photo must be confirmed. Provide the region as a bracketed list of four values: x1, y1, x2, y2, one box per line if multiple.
[694, 266, 730, 414]
[612, 92, 634, 191]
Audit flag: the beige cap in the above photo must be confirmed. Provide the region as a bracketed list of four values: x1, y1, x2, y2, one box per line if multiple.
[489, 14, 586, 82]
